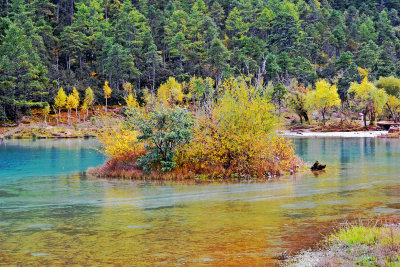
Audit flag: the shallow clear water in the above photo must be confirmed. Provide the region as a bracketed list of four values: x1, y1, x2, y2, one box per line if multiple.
[1, 138, 400, 265]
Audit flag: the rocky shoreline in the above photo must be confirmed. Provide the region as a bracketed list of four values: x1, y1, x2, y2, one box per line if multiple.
[2, 127, 395, 140]
[284, 130, 389, 138]
[1, 125, 99, 139]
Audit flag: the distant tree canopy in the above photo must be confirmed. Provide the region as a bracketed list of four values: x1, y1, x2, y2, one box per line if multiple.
[2, 0, 400, 121]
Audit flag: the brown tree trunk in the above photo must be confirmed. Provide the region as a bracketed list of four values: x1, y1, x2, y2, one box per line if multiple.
[363, 108, 368, 127]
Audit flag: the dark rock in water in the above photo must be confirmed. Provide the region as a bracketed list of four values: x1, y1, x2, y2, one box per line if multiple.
[311, 161, 326, 171]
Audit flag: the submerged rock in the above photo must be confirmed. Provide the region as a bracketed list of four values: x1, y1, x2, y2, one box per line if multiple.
[311, 161, 326, 171]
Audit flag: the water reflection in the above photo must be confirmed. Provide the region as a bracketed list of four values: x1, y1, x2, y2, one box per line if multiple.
[0, 138, 104, 180]
[1, 138, 400, 265]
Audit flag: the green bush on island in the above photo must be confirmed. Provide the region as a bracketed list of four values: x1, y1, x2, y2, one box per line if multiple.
[126, 105, 194, 173]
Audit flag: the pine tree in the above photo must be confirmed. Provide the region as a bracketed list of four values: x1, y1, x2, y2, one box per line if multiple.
[209, 2, 225, 29]
[208, 38, 230, 87]
[0, 23, 49, 122]
[165, 10, 190, 72]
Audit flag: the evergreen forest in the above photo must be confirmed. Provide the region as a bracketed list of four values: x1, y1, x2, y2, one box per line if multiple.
[2, 0, 400, 121]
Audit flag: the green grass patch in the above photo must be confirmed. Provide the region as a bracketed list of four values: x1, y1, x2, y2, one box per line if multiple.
[329, 226, 381, 245]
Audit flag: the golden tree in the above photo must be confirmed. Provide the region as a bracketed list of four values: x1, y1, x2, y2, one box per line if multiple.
[305, 79, 341, 125]
[72, 87, 80, 115]
[386, 95, 400, 122]
[125, 94, 138, 108]
[54, 87, 67, 122]
[83, 87, 94, 117]
[66, 94, 79, 125]
[349, 77, 388, 126]
[42, 104, 50, 125]
[157, 77, 185, 104]
[103, 81, 112, 113]
[123, 82, 138, 108]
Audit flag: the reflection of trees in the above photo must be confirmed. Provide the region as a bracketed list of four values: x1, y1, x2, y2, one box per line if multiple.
[0, 139, 105, 179]
[339, 139, 349, 166]
[294, 138, 308, 159]
[1, 138, 101, 150]
[3, 137, 400, 265]
[363, 138, 376, 158]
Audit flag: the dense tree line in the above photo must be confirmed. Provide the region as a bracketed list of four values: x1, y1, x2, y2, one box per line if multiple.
[2, 0, 400, 121]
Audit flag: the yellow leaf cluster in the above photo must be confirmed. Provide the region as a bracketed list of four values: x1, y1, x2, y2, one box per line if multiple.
[157, 77, 185, 104]
[387, 95, 400, 113]
[54, 87, 67, 110]
[175, 77, 299, 177]
[103, 81, 112, 99]
[42, 105, 50, 116]
[306, 79, 341, 112]
[72, 87, 80, 105]
[81, 102, 88, 112]
[124, 93, 138, 108]
[376, 76, 400, 97]
[358, 67, 369, 79]
[215, 77, 278, 138]
[97, 120, 144, 160]
[122, 82, 133, 94]
[83, 87, 94, 110]
[142, 88, 152, 106]
[349, 77, 388, 114]
[66, 94, 79, 110]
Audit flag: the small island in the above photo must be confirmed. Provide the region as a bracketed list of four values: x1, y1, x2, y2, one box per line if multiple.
[89, 77, 302, 181]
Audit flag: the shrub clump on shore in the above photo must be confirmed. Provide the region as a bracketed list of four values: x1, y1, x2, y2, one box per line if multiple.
[285, 223, 400, 266]
[89, 77, 302, 180]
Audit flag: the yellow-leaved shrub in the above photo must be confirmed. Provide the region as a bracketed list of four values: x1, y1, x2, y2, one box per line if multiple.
[175, 77, 301, 177]
[96, 119, 144, 161]
[91, 117, 148, 179]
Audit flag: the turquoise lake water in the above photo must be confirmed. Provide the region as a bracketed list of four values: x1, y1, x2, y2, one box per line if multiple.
[0, 138, 400, 265]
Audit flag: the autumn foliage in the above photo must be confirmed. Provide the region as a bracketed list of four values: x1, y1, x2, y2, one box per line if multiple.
[176, 78, 300, 177]
[93, 76, 302, 180]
